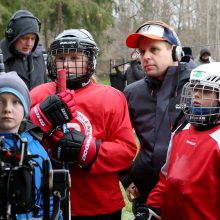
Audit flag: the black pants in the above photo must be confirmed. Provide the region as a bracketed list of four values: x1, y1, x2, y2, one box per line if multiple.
[71, 210, 122, 220]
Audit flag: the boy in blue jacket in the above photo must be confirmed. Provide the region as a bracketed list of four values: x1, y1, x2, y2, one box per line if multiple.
[0, 71, 59, 219]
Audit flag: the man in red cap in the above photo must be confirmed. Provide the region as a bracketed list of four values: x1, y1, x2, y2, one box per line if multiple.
[121, 20, 194, 208]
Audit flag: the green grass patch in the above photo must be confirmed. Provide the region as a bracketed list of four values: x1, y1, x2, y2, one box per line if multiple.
[121, 184, 134, 220]
[99, 79, 110, 85]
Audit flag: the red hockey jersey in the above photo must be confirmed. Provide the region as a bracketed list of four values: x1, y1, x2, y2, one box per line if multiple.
[30, 81, 137, 216]
[147, 123, 220, 219]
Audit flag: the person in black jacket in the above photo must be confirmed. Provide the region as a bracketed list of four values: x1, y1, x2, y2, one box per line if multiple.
[125, 50, 145, 85]
[0, 10, 47, 90]
[180, 46, 197, 69]
[122, 20, 194, 207]
[195, 48, 214, 66]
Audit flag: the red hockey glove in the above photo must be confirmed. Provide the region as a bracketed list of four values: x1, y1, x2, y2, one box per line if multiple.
[51, 129, 100, 168]
[30, 90, 77, 134]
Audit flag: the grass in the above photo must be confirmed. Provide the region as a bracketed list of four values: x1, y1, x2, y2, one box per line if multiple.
[121, 185, 134, 220]
[96, 77, 110, 86]
[96, 77, 135, 220]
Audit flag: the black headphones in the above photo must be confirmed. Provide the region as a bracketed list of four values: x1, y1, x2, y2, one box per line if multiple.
[5, 13, 41, 40]
[136, 21, 184, 62]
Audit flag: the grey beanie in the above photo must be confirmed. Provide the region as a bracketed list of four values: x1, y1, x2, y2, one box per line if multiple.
[0, 71, 31, 117]
[5, 10, 40, 51]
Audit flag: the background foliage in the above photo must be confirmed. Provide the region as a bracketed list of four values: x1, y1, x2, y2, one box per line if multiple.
[1, 0, 220, 69]
[0, 0, 114, 51]
[1, 0, 220, 61]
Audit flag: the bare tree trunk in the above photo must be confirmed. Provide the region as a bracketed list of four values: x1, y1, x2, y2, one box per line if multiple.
[206, 0, 210, 44]
[57, 2, 63, 35]
[215, 0, 220, 60]
[43, 18, 49, 50]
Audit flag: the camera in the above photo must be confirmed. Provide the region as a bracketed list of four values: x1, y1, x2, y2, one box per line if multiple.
[0, 135, 70, 220]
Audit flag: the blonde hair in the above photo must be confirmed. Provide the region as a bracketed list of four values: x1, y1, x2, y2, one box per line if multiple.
[91, 75, 97, 83]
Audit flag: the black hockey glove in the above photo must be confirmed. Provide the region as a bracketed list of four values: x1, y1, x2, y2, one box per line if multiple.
[132, 197, 161, 220]
[51, 129, 100, 168]
[133, 197, 150, 220]
[30, 90, 76, 134]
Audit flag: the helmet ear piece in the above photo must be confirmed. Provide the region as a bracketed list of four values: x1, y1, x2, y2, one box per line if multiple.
[172, 45, 184, 62]
[93, 58, 97, 69]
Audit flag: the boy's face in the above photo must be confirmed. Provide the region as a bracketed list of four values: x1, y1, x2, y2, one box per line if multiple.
[55, 51, 89, 78]
[0, 93, 24, 133]
[138, 38, 176, 81]
[192, 85, 218, 108]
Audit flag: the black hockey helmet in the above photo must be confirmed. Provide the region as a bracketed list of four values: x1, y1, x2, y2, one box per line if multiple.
[47, 29, 98, 89]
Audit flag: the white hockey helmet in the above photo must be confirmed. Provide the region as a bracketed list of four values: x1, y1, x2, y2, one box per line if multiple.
[180, 62, 220, 126]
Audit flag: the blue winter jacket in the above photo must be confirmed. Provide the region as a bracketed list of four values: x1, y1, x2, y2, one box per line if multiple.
[0, 130, 58, 219]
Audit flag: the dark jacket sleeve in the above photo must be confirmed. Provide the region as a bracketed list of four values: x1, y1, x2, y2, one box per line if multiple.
[130, 60, 145, 80]
[119, 163, 133, 189]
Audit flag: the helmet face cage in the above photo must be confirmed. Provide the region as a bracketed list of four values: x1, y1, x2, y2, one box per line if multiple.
[180, 81, 220, 126]
[47, 29, 98, 89]
[48, 48, 94, 83]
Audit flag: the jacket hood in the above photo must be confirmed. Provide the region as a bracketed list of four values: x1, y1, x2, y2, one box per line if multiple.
[200, 48, 211, 58]
[5, 10, 40, 52]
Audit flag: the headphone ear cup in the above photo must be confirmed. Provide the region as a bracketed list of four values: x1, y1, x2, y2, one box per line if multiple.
[172, 45, 184, 62]
[5, 22, 14, 39]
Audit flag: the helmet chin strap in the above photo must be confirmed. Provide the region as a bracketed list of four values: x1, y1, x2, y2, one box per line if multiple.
[191, 106, 219, 115]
